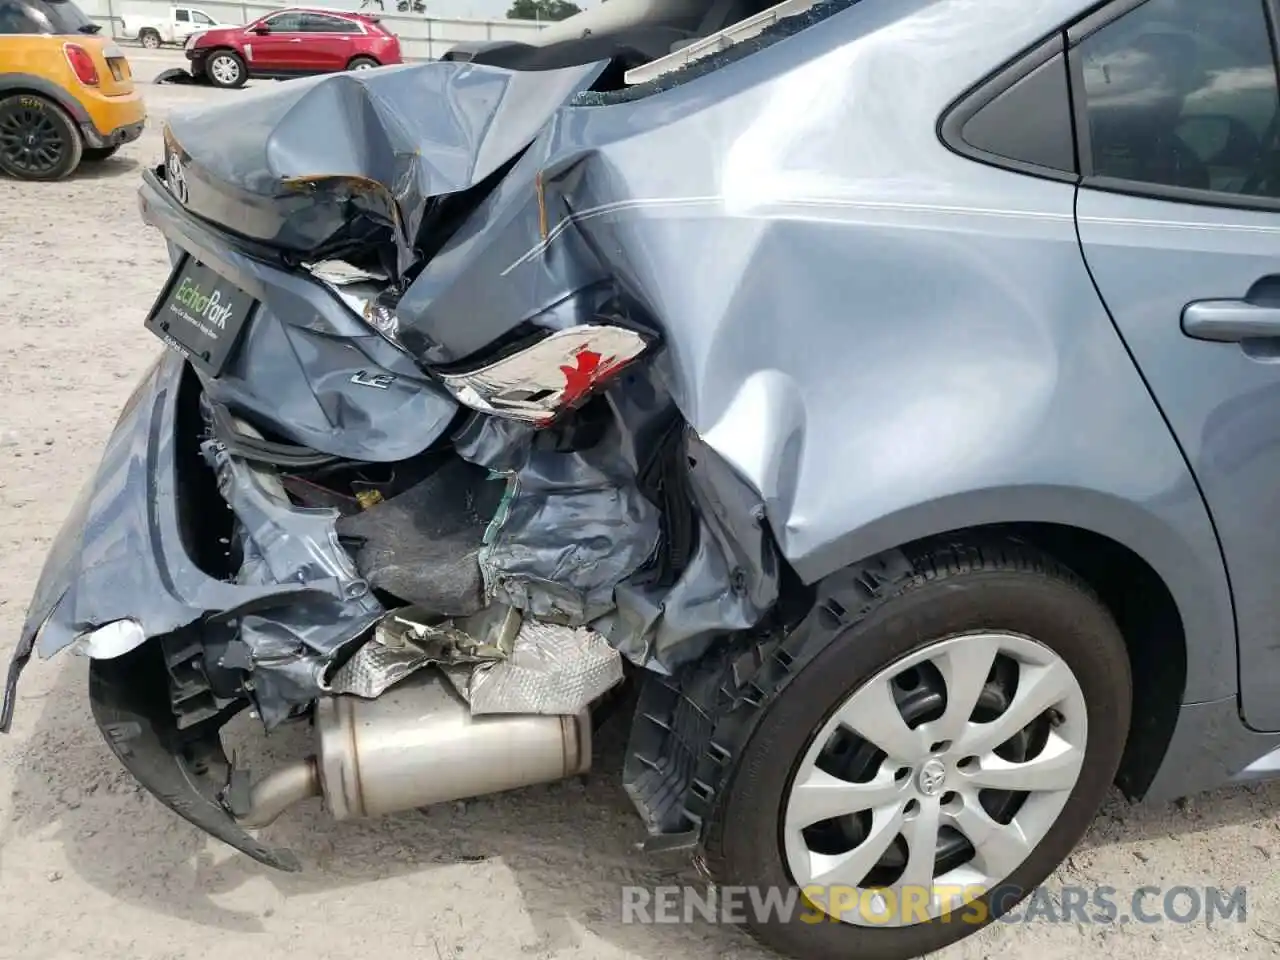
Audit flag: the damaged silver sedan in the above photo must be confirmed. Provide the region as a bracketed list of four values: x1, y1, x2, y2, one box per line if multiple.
[11, 0, 1280, 956]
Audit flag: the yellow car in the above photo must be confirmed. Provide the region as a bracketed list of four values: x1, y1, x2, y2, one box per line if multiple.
[0, 0, 146, 180]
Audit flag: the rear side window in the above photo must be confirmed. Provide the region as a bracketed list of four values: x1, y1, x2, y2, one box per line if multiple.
[0, 0, 42, 32]
[300, 13, 361, 32]
[175, 8, 189, 20]
[941, 39, 1078, 178]
[27, 0, 97, 33]
[1075, 0, 1280, 199]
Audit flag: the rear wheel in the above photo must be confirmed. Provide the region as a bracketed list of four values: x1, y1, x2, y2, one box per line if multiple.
[206, 50, 247, 89]
[0, 94, 82, 181]
[139, 28, 161, 49]
[347, 56, 379, 71]
[702, 540, 1132, 960]
[82, 145, 120, 163]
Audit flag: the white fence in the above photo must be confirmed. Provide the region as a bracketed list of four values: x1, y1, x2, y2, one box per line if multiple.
[79, 0, 549, 60]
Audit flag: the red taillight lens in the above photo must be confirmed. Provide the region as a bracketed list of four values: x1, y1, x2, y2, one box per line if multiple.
[438, 325, 650, 426]
[63, 44, 99, 86]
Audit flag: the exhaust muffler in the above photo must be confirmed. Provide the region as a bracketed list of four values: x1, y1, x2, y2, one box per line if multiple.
[236, 672, 592, 828]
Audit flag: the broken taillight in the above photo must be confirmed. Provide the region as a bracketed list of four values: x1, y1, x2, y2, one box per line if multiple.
[438, 325, 650, 425]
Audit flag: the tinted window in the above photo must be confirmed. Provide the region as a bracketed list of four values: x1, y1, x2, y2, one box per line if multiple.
[263, 12, 305, 30]
[26, 0, 97, 32]
[191, 10, 213, 24]
[175, 8, 188, 20]
[1078, 0, 1280, 197]
[300, 13, 360, 32]
[0, 0, 42, 32]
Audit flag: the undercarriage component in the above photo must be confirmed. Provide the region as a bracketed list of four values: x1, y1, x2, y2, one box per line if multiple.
[444, 618, 625, 715]
[326, 602, 625, 715]
[336, 457, 505, 616]
[160, 628, 240, 730]
[324, 603, 520, 699]
[237, 671, 592, 827]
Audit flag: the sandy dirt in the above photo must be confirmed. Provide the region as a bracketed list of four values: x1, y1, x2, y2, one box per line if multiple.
[2, 51, 1280, 960]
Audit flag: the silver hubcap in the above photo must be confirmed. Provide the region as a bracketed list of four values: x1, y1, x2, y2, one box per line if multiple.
[782, 632, 1088, 927]
[353, 61, 374, 69]
[142, 33, 159, 47]
[211, 55, 240, 85]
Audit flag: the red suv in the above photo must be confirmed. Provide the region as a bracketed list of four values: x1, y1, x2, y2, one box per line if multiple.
[186, 7, 401, 89]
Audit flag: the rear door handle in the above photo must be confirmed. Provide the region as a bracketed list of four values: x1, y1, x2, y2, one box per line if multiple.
[1182, 300, 1280, 342]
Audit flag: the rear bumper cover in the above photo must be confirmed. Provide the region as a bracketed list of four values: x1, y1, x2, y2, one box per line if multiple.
[0, 351, 334, 734]
[82, 116, 145, 150]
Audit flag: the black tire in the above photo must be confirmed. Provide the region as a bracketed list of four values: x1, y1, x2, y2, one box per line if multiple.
[206, 50, 247, 89]
[347, 56, 380, 71]
[139, 28, 161, 49]
[702, 538, 1132, 960]
[0, 93, 82, 181]
[81, 145, 120, 163]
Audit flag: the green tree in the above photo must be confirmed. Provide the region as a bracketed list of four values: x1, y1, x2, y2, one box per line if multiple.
[506, 0, 581, 20]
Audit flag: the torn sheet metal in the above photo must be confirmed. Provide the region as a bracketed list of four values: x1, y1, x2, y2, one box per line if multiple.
[325, 604, 520, 699]
[444, 620, 624, 715]
[448, 356, 781, 673]
[454, 392, 664, 627]
[203, 440, 385, 727]
[161, 58, 607, 278]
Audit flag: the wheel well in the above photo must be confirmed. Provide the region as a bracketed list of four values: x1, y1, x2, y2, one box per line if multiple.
[0, 88, 77, 123]
[348, 54, 379, 66]
[919, 521, 1187, 802]
[138, 26, 159, 35]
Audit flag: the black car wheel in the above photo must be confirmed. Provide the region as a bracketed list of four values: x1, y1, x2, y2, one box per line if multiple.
[82, 145, 120, 163]
[139, 28, 162, 48]
[701, 539, 1132, 960]
[207, 50, 247, 89]
[347, 56, 379, 70]
[0, 94, 82, 181]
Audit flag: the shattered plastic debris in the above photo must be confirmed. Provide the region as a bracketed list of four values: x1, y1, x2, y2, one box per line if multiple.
[202, 440, 385, 727]
[325, 604, 520, 699]
[444, 619, 624, 715]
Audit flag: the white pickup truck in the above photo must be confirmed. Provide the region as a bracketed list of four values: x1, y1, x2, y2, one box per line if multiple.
[118, 5, 233, 48]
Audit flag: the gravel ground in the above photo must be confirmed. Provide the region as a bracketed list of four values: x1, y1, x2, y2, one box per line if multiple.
[2, 50, 1280, 960]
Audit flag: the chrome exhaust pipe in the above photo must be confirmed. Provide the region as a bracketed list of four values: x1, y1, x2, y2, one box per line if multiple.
[237, 672, 592, 827]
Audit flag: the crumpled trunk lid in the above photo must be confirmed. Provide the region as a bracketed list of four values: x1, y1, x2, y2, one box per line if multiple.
[160, 59, 606, 278]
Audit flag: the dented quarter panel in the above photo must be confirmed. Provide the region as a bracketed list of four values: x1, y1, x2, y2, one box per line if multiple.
[393, 0, 1236, 700]
[6, 0, 1235, 736]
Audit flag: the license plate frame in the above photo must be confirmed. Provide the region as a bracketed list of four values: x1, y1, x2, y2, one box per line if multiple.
[143, 256, 256, 376]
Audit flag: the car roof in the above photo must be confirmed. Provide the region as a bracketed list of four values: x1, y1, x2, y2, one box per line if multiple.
[271, 6, 378, 18]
